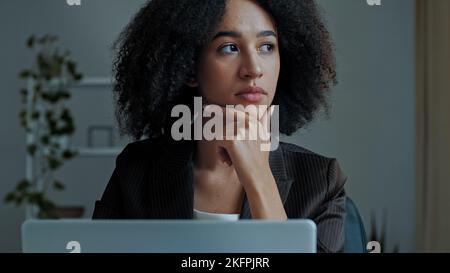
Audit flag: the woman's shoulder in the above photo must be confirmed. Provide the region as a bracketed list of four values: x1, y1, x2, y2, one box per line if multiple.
[279, 141, 337, 164]
[280, 141, 324, 155]
[115, 137, 166, 164]
[115, 137, 194, 169]
[278, 141, 347, 188]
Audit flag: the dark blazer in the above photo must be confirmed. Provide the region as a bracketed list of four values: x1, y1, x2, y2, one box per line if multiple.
[93, 137, 347, 253]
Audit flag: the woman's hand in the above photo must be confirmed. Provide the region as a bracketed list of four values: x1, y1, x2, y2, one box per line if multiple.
[203, 104, 287, 220]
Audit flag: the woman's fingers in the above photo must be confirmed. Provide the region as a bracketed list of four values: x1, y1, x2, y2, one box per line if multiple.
[204, 105, 253, 140]
[218, 146, 233, 166]
[204, 105, 265, 140]
[259, 105, 274, 141]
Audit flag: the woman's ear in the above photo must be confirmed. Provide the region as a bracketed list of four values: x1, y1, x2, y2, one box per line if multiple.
[185, 77, 199, 87]
[185, 70, 199, 87]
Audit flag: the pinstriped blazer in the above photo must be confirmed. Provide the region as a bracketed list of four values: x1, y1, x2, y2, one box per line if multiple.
[92, 137, 347, 253]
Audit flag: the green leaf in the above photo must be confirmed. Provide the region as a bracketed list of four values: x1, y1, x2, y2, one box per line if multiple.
[37, 35, 45, 44]
[4, 192, 16, 203]
[41, 91, 60, 104]
[62, 149, 77, 159]
[48, 35, 58, 44]
[15, 196, 24, 207]
[37, 53, 50, 77]
[20, 117, 27, 128]
[37, 210, 49, 219]
[37, 196, 59, 219]
[41, 135, 50, 145]
[51, 142, 61, 149]
[53, 180, 65, 191]
[47, 156, 62, 170]
[19, 69, 31, 79]
[57, 90, 71, 100]
[19, 110, 26, 117]
[20, 88, 28, 98]
[31, 111, 40, 120]
[38, 209, 59, 220]
[27, 192, 42, 204]
[26, 35, 35, 48]
[19, 110, 27, 127]
[34, 83, 42, 93]
[38, 197, 56, 212]
[67, 61, 76, 74]
[27, 144, 37, 156]
[16, 179, 30, 192]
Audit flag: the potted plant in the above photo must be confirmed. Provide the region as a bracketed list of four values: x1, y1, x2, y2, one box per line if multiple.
[4, 34, 83, 219]
[368, 208, 400, 253]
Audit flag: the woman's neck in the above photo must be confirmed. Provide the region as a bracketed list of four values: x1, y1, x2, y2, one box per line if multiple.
[193, 140, 234, 174]
[193, 140, 244, 213]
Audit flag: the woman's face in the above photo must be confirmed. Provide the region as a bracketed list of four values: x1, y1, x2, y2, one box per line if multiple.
[191, 0, 280, 107]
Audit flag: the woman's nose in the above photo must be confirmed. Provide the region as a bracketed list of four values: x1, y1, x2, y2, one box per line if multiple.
[239, 52, 263, 80]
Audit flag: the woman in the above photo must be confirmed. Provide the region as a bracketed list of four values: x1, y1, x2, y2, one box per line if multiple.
[93, 0, 347, 253]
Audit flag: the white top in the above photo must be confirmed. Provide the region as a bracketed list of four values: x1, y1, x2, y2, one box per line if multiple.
[193, 209, 240, 221]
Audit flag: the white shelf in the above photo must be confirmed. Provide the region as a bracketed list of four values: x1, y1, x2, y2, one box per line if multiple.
[76, 147, 123, 157]
[43, 76, 114, 88]
[78, 77, 114, 87]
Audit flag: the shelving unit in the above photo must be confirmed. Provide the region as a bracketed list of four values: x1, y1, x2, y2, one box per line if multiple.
[73, 77, 125, 157]
[24, 76, 124, 218]
[76, 147, 123, 157]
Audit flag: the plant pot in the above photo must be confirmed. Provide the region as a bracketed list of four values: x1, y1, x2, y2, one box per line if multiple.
[51, 206, 85, 219]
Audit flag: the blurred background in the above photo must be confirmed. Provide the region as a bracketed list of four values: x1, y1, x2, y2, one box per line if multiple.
[0, 0, 448, 253]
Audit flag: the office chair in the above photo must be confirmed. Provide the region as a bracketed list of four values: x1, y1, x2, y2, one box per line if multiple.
[344, 197, 368, 253]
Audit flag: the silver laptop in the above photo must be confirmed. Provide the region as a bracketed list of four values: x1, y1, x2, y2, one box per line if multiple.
[22, 219, 316, 253]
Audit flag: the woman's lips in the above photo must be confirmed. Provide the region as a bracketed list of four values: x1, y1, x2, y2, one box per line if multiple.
[235, 86, 267, 103]
[236, 92, 264, 102]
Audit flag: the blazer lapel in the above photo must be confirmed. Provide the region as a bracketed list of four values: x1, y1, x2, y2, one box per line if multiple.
[150, 138, 195, 219]
[239, 144, 294, 219]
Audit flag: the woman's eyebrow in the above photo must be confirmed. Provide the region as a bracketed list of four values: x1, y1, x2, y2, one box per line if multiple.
[257, 30, 277, 38]
[212, 30, 277, 40]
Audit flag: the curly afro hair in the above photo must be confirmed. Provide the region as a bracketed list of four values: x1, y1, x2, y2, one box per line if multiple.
[113, 0, 336, 140]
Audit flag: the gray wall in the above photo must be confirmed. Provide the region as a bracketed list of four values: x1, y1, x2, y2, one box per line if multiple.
[0, 0, 141, 253]
[0, 0, 416, 252]
[288, 0, 416, 252]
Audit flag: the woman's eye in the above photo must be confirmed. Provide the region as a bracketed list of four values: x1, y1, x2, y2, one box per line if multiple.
[259, 43, 274, 53]
[219, 44, 239, 54]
